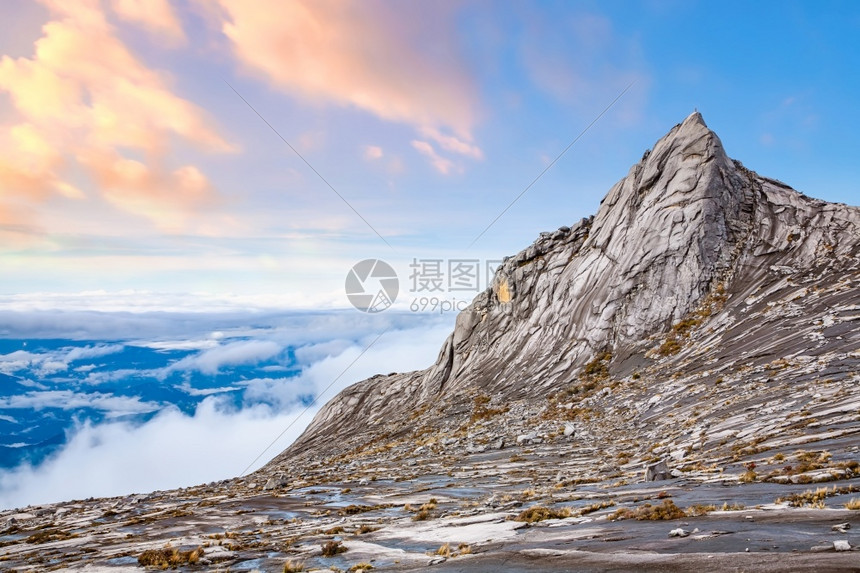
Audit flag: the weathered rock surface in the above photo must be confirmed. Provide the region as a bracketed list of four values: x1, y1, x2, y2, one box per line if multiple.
[277, 111, 860, 467]
[2, 113, 860, 571]
[646, 460, 671, 481]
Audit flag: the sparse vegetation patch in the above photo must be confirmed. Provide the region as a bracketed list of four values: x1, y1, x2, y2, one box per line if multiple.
[611, 500, 687, 521]
[513, 506, 572, 523]
[138, 546, 203, 569]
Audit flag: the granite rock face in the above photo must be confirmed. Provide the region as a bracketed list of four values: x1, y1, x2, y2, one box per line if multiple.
[5, 113, 860, 572]
[276, 111, 860, 465]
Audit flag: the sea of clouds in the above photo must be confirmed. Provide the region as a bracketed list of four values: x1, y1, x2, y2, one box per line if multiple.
[0, 293, 455, 509]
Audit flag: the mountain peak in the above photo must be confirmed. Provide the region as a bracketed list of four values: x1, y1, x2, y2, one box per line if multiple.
[682, 109, 707, 128]
[280, 115, 860, 463]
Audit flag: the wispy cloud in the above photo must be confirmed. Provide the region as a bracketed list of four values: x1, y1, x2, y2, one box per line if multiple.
[0, 344, 124, 376]
[363, 145, 384, 161]
[215, 0, 478, 137]
[165, 339, 283, 376]
[411, 140, 456, 175]
[212, 0, 483, 173]
[108, 0, 185, 43]
[0, 390, 160, 415]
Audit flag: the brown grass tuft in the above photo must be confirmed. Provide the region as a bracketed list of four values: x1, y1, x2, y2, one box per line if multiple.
[356, 524, 378, 534]
[138, 545, 203, 568]
[321, 540, 348, 557]
[513, 506, 572, 523]
[611, 500, 686, 521]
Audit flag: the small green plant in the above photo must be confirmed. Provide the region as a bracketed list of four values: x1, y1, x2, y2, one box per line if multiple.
[283, 560, 305, 573]
[844, 498, 860, 510]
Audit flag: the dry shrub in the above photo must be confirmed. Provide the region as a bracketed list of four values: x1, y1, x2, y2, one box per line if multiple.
[138, 546, 203, 568]
[513, 506, 572, 523]
[321, 540, 347, 557]
[611, 500, 686, 521]
[356, 524, 378, 534]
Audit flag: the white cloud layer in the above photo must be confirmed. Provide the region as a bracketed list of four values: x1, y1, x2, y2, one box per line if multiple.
[164, 339, 283, 376]
[0, 343, 125, 375]
[0, 390, 160, 415]
[0, 318, 453, 509]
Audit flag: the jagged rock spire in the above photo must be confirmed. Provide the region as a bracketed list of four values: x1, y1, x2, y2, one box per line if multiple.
[281, 113, 860, 461]
[416, 112, 755, 398]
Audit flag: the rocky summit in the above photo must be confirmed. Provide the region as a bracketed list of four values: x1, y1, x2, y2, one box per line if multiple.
[3, 113, 860, 571]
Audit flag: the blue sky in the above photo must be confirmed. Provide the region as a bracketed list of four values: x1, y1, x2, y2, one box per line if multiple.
[0, 0, 858, 308]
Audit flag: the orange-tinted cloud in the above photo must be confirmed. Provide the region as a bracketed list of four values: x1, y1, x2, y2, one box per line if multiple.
[109, 0, 185, 42]
[78, 149, 214, 233]
[214, 0, 482, 170]
[0, 0, 231, 235]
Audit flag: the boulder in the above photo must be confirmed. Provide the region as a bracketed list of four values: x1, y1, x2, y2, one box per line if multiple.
[645, 460, 670, 481]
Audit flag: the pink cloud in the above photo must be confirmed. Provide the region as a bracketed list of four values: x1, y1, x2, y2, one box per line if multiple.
[109, 0, 185, 42]
[218, 0, 477, 133]
[0, 0, 232, 234]
[214, 0, 482, 156]
[363, 145, 384, 161]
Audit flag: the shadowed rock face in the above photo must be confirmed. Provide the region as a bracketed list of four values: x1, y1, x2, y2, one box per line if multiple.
[277, 112, 860, 464]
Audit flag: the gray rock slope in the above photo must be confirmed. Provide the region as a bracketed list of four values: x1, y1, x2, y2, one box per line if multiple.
[272, 112, 860, 467]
